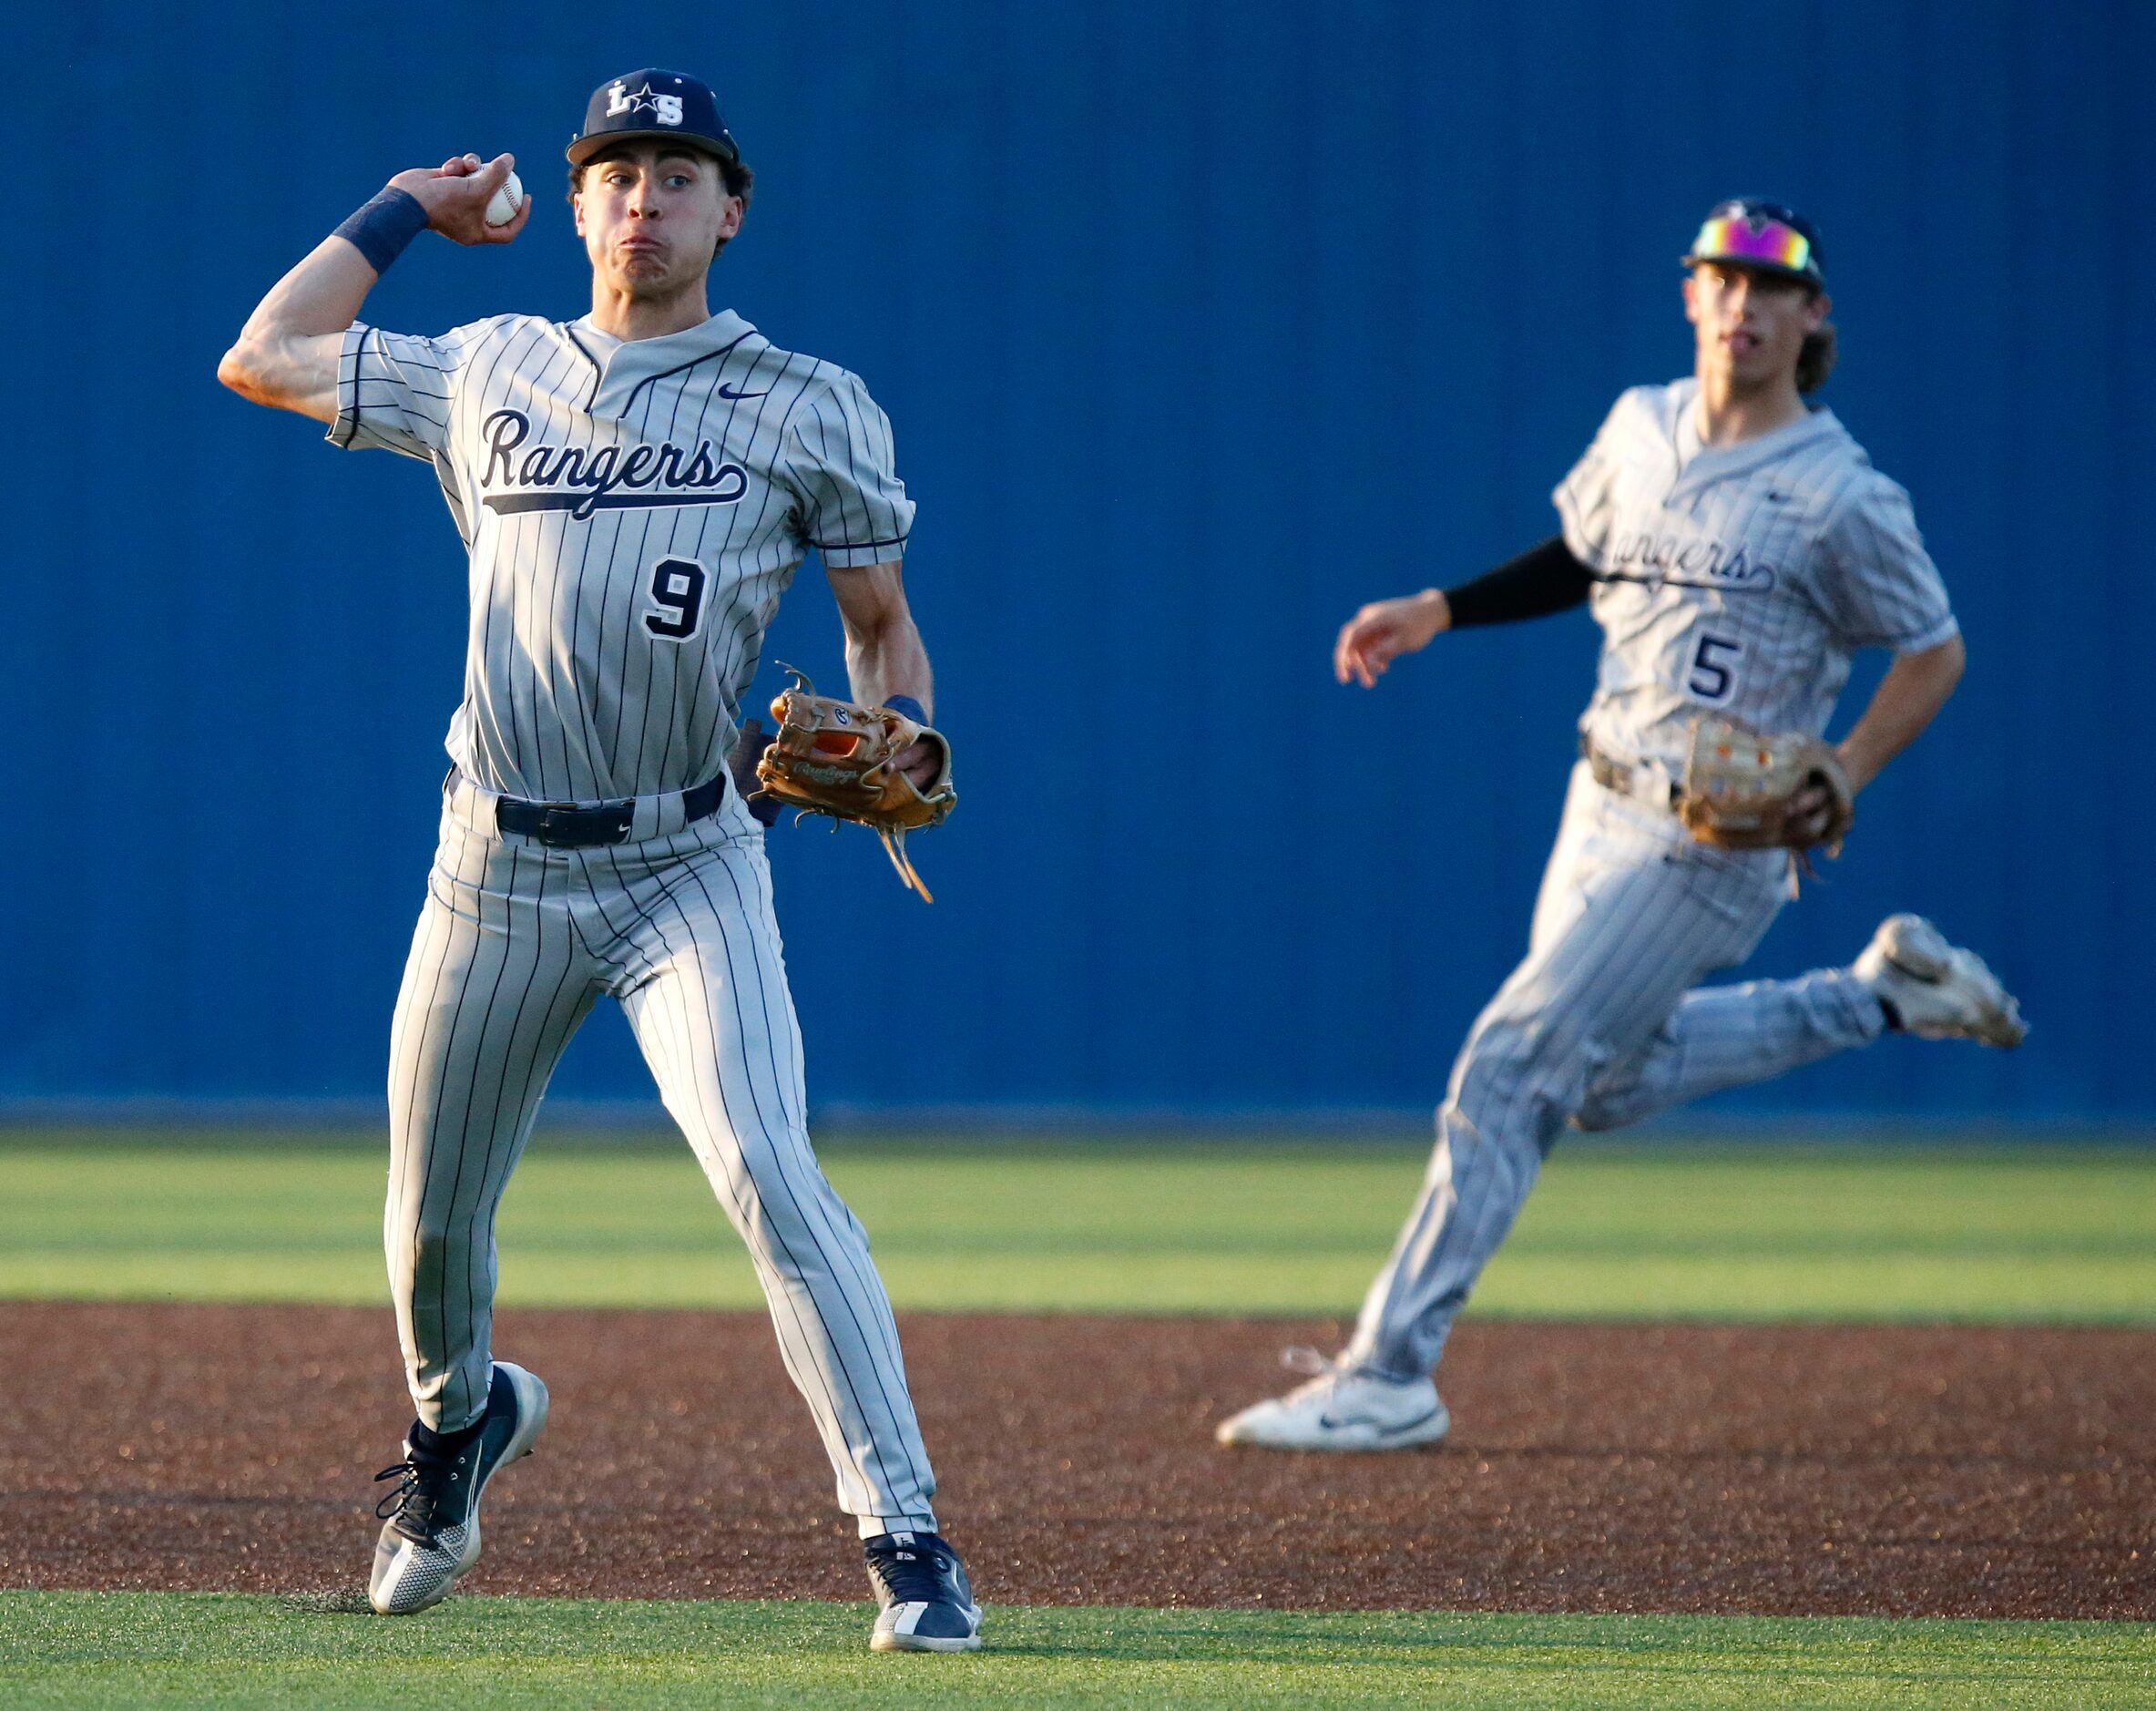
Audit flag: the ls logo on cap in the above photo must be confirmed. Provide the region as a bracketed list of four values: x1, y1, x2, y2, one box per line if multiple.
[606, 80, 685, 126]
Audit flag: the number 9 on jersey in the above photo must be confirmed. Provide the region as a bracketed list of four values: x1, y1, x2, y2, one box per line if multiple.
[646, 557, 710, 640]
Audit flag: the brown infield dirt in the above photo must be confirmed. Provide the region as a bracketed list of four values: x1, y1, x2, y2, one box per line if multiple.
[2, 1302, 2151, 1619]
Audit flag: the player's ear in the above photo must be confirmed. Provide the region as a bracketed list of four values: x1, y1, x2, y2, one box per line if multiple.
[1681, 272, 1701, 323]
[1805, 290, 1832, 331]
[718, 191, 744, 241]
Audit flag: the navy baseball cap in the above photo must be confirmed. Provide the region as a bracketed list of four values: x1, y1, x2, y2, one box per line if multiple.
[1682, 198, 1824, 285]
[567, 69, 739, 168]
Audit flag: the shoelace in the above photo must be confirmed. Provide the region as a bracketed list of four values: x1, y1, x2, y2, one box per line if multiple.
[1280, 1345, 1339, 1378]
[373, 1439, 465, 1531]
[865, 1537, 951, 1606]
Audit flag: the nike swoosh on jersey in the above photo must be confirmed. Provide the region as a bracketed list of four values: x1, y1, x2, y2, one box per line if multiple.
[716, 384, 771, 399]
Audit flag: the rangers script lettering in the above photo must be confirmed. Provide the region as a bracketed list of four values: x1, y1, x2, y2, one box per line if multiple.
[478, 406, 750, 517]
[1601, 531, 1776, 589]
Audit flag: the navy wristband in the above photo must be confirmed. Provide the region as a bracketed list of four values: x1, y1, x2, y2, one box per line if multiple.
[884, 694, 929, 726]
[332, 188, 429, 274]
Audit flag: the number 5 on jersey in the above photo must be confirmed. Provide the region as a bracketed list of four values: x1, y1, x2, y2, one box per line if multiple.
[1689, 633, 1742, 702]
[646, 557, 709, 640]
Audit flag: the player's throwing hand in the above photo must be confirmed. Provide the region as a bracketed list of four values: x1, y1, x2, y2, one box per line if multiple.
[386, 152, 530, 247]
[1334, 589, 1449, 687]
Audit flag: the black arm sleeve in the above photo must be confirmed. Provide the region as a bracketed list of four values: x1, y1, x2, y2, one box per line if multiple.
[1442, 536, 1596, 630]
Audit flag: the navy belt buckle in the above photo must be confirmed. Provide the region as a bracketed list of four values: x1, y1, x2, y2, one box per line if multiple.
[519, 798, 634, 847]
[486, 774, 725, 847]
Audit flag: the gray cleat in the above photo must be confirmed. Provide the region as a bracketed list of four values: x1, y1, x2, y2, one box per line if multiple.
[864, 1530, 984, 1652]
[367, 1360, 548, 1615]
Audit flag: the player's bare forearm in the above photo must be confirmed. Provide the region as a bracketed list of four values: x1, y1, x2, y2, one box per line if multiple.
[828, 558, 939, 788]
[217, 238, 383, 422]
[1834, 633, 1966, 792]
[829, 559, 934, 716]
[218, 154, 529, 424]
[846, 618, 934, 714]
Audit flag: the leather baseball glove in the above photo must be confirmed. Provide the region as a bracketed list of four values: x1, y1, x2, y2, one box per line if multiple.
[1677, 715, 1855, 852]
[751, 666, 956, 900]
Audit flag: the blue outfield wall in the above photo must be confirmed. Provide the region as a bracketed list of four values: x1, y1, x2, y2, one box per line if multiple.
[0, 0, 2147, 1123]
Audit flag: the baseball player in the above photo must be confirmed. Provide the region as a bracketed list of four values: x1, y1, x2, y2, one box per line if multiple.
[1217, 200, 2027, 1453]
[217, 70, 982, 1649]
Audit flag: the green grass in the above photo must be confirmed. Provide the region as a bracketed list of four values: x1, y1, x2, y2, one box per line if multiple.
[0, 1135, 2150, 1320]
[5, 1592, 2151, 1709]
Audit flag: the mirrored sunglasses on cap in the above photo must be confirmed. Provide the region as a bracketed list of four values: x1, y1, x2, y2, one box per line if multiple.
[1686, 213, 1816, 279]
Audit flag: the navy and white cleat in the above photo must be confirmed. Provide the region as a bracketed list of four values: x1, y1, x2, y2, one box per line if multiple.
[864, 1530, 984, 1652]
[367, 1360, 548, 1615]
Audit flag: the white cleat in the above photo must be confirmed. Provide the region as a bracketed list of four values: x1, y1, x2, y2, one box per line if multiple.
[1855, 913, 2027, 1050]
[1215, 1354, 1448, 1452]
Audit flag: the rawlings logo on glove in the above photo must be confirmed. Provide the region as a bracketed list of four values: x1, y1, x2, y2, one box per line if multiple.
[748, 666, 956, 901]
[1677, 714, 1855, 854]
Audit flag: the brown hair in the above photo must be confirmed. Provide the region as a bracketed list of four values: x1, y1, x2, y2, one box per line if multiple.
[1797, 320, 1837, 394]
[567, 144, 755, 257]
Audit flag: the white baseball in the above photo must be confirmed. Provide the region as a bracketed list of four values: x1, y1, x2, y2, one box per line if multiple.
[485, 169, 524, 227]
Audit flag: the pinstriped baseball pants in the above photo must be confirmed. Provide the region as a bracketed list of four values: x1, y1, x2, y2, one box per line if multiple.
[1342, 762, 1888, 1382]
[385, 787, 938, 1535]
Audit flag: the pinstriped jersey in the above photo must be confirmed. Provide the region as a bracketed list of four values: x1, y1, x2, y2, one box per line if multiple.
[1554, 378, 1957, 773]
[328, 309, 913, 802]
